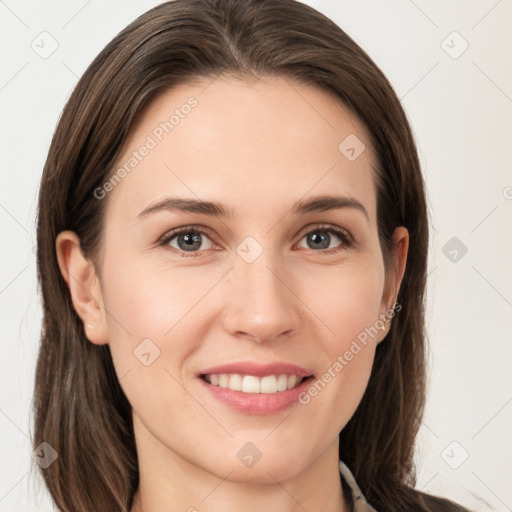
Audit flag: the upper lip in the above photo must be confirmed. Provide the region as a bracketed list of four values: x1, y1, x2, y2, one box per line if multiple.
[199, 362, 314, 378]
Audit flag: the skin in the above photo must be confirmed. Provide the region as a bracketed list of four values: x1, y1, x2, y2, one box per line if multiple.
[56, 75, 408, 512]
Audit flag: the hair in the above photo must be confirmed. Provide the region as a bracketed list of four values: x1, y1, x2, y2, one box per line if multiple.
[32, 1, 469, 511]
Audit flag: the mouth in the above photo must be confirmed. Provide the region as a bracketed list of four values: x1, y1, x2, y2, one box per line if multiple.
[197, 362, 315, 415]
[200, 373, 309, 393]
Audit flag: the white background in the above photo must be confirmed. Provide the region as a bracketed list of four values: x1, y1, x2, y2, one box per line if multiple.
[1, 1, 511, 510]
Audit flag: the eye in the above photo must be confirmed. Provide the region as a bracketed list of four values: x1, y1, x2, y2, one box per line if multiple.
[159, 223, 353, 258]
[296, 224, 352, 253]
[159, 226, 215, 257]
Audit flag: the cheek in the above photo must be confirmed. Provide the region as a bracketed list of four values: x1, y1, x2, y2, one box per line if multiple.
[99, 262, 209, 428]
[101, 249, 217, 337]
[296, 259, 384, 412]
[298, 258, 385, 350]
[99, 254, 228, 383]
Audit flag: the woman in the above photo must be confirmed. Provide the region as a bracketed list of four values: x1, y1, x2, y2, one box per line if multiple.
[33, 0, 470, 510]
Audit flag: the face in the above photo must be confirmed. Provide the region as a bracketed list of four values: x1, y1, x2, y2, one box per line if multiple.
[78, 75, 406, 484]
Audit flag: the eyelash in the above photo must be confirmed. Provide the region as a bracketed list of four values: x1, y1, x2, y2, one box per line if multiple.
[158, 223, 354, 258]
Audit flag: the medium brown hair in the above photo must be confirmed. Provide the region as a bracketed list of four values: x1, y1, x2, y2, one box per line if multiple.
[33, 1, 468, 510]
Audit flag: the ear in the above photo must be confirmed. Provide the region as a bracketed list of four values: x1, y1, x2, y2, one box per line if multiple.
[377, 226, 409, 343]
[55, 230, 109, 345]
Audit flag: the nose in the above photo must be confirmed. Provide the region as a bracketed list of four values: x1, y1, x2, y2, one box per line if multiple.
[221, 246, 302, 344]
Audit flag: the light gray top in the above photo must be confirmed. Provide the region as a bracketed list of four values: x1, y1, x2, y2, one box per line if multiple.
[340, 460, 378, 511]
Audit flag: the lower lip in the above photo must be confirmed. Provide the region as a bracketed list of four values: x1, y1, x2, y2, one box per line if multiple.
[198, 376, 315, 415]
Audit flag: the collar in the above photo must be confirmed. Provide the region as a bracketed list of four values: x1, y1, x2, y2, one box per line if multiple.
[339, 460, 378, 511]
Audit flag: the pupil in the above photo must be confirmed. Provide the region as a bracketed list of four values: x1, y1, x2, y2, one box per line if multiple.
[179, 233, 201, 251]
[309, 232, 329, 250]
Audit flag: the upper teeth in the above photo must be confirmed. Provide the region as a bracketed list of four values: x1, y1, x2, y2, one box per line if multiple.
[204, 374, 304, 393]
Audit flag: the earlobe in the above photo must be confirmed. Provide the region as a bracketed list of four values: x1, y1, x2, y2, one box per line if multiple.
[55, 230, 109, 345]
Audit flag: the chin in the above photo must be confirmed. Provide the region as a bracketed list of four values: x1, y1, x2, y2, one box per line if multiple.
[201, 448, 309, 484]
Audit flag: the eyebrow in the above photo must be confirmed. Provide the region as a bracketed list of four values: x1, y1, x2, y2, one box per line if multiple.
[137, 194, 369, 222]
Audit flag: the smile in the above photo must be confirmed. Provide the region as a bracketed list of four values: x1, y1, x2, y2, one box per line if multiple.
[198, 362, 315, 415]
[202, 373, 305, 393]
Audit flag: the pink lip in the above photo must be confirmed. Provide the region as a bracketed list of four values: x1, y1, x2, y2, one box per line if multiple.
[197, 362, 315, 415]
[198, 375, 315, 415]
[199, 362, 313, 378]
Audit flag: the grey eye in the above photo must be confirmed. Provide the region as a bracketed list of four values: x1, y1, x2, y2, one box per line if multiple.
[298, 230, 343, 250]
[168, 231, 213, 252]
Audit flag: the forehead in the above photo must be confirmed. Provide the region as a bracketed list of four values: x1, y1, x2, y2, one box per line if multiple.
[104, 75, 377, 223]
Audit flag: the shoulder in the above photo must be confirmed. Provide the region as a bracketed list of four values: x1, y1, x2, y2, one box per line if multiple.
[339, 460, 473, 512]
